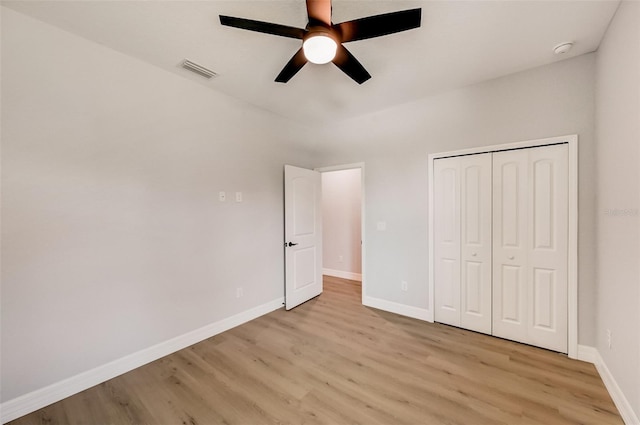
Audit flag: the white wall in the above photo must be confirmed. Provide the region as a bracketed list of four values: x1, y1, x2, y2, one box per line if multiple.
[321, 169, 362, 278]
[313, 54, 597, 345]
[0, 8, 315, 403]
[595, 0, 640, 419]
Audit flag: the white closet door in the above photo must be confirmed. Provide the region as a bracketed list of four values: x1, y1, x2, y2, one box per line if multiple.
[492, 150, 529, 344]
[459, 154, 492, 334]
[434, 158, 461, 326]
[492, 145, 568, 353]
[527, 145, 568, 352]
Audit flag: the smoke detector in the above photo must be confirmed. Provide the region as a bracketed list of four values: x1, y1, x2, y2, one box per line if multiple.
[553, 42, 574, 55]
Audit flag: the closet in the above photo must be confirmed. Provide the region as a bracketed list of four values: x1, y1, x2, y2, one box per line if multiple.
[434, 143, 568, 353]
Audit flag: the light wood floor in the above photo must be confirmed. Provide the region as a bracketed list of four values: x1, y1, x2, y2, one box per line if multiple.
[11, 276, 622, 424]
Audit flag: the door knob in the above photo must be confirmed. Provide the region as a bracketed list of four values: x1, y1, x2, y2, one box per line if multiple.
[508, 256, 515, 260]
[471, 253, 477, 257]
[287, 242, 298, 247]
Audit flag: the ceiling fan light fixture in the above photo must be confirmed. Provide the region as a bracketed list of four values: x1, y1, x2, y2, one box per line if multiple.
[303, 34, 337, 64]
[219, 4, 422, 83]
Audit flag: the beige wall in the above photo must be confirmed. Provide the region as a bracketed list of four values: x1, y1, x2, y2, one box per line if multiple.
[0, 7, 314, 402]
[595, 1, 640, 418]
[321, 169, 362, 276]
[313, 54, 598, 345]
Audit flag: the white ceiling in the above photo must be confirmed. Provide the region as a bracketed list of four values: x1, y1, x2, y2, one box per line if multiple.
[3, 0, 620, 124]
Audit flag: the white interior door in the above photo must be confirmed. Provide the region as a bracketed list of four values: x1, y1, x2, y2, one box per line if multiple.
[284, 165, 322, 310]
[459, 153, 493, 334]
[435, 154, 492, 333]
[492, 150, 529, 343]
[434, 158, 461, 326]
[526, 144, 568, 352]
[492, 145, 568, 352]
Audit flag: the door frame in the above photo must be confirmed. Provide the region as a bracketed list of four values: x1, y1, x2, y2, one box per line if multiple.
[315, 163, 366, 304]
[428, 135, 578, 359]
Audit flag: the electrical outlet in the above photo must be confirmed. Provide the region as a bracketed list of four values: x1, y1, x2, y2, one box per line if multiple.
[606, 329, 612, 349]
[401, 281, 408, 292]
[235, 192, 243, 202]
[236, 287, 243, 298]
[219, 191, 226, 202]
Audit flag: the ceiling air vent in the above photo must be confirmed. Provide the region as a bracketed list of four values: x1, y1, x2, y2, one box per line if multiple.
[181, 59, 217, 79]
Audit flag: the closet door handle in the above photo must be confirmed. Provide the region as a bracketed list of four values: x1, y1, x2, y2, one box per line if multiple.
[471, 252, 477, 257]
[508, 255, 515, 260]
[287, 242, 298, 247]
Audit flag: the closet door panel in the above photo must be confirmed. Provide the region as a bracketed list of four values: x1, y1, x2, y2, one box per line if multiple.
[492, 150, 528, 344]
[434, 158, 461, 326]
[460, 154, 492, 334]
[527, 144, 568, 352]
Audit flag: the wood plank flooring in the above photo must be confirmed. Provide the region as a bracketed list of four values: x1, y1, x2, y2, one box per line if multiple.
[10, 276, 622, 424]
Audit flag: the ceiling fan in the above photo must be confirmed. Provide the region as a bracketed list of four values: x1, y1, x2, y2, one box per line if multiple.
[219, 0, 421, 84]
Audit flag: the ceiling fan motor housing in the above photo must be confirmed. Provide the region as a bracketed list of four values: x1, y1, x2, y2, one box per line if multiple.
[304, 25, 337, 43]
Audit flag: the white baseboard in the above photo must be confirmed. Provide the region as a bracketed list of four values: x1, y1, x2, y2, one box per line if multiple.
[363, 295, 431, 322]
[0, 297, 284, 424]
[576, 345, 639, 425]
[323, 268, 362, 282]
[577, 344, 599, 364]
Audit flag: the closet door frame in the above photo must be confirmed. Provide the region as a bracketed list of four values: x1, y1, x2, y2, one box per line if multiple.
[428, 135, 578, 359]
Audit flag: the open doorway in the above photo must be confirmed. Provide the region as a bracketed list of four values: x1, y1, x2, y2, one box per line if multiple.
[317, 164, 364, 301]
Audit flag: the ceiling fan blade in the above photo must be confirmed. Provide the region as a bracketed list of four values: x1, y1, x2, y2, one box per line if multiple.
[332, 45, 371, 84]
[306, 0, 332, 27]
[220, 15, 306, 39]
[335, 8, 421, 43]
[275, 48, 308, 83]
